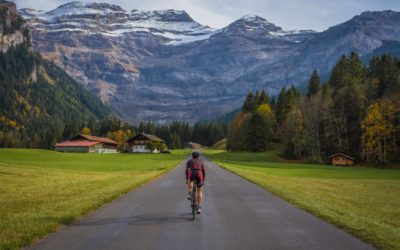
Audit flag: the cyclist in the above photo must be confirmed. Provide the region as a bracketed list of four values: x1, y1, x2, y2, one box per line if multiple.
[186, 151, 205, 214]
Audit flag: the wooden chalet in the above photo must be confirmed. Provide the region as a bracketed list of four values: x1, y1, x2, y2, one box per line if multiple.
[126, 133, 166, 153]
[54, 134, 118, 153]
[328, 153, 356, 166]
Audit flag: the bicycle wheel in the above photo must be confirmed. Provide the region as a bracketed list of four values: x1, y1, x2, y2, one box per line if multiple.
[192, 186, 197, 220]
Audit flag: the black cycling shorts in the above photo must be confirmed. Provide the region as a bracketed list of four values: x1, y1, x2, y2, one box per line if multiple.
[189, 170, 204, 188]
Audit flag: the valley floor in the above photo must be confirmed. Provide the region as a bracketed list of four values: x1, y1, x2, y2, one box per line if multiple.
[204, 150, 400, 250]
[0, 149, 186, 249]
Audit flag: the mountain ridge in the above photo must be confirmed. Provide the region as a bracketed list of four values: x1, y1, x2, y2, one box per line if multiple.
[0, 1, 112, 147]
[18, 1, 400, 124]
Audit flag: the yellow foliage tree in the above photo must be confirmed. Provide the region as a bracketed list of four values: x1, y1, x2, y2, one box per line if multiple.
[227, 112, 251, 151]
[361, 100, 396, 163]
[257, 103, 272, 118]
[81, 127, 91, 135]
[114, 129, 124, 142]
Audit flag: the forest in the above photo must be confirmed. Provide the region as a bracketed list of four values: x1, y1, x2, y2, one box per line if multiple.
[0, 37, 227, 150]
[227, 52, 400, 164]
[0, 38, 112, 148]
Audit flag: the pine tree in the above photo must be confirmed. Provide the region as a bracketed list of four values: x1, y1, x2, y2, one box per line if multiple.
[307, 70, 321, 97]
[258, 90, 270, 105]
[245, 112, 269, 152]
[242, 92, 256, 113]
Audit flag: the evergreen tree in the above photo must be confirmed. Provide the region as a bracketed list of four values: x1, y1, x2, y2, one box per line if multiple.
[307, 70, 321, 97]
[242, 92, 256, 113]
[258, 90, 270, 105]
[244, 112, 269, 152]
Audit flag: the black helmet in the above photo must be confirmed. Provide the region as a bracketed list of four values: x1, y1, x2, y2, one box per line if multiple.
[192, 151, 200, 158]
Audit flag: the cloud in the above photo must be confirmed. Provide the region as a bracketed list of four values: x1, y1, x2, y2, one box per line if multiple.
[11, 0, 400, 31]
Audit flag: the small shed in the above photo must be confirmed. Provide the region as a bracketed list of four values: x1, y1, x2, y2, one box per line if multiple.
[54, 134, 118, 153]
[126, 132, 166, 153]
[184, 142, 202, 149]
[328, 153, 356, 166]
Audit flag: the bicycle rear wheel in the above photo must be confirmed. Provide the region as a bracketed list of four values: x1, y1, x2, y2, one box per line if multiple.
[192, 186, 197, 220]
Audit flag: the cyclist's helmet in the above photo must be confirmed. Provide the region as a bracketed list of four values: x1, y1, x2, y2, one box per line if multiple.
[192, 151, 200, 158]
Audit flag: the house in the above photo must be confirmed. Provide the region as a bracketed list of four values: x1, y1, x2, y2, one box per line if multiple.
[185, 142, 202, 149]
[126, 132, 166, 153]
[328, 153, 356, 166]
[54, 134, 118, 153]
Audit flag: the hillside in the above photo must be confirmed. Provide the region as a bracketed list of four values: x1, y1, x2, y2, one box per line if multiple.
[0, 1, 112, 148]
[20, 2, 400, 123]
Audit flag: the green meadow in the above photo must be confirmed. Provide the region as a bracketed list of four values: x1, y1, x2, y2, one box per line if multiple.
[205, 150, 400, 250]
[0, 149, 186, 250]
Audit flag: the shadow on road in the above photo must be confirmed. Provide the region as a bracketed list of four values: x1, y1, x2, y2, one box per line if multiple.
[74, 212, 192, 226]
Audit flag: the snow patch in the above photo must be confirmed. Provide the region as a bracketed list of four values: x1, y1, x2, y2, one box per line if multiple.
[21, 4, 216, 45]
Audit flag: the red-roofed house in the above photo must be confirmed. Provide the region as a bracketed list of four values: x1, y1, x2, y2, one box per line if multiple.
[54, 134, 118, 153]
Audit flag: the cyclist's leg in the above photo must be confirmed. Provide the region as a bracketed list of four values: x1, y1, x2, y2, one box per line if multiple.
[197, 186, 203, 206]
[197, 173, 204, 206]
[188, 180, 194, 194]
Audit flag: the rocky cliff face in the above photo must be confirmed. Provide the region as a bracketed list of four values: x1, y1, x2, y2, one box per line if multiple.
[19, 2, 400, 123]
[0, 1, 25, 52]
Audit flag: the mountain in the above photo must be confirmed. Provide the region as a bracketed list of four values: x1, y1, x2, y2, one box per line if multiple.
[19, 2, 400, 123]
[0, 1, 112, 148]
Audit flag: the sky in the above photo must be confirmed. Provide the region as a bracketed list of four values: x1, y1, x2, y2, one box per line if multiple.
[12, 0, 400, 31]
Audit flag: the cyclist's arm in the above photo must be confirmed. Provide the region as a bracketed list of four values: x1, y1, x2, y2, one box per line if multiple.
[185, 161, 189, 180]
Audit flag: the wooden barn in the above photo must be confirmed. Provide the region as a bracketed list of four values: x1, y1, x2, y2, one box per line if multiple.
[184, 142, 202, 149]
[54, 134, 118, 153]
[126, 133, 166, 153]
[328, 153, 356, 166]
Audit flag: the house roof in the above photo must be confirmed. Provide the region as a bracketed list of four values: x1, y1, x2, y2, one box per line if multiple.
[71, 134, 118, 145]
[126, 133, 165, 143]
[328, 153, 356, 160]
[54, 140, 100, 147]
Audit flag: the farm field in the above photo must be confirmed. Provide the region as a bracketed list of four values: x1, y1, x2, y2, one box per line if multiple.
[204, 150, 400, 250]
[0, 149, 186, 249]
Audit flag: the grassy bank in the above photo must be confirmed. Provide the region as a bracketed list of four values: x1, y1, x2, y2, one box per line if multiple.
[205, 150, 400, 250]
[0, 149, 186, 249]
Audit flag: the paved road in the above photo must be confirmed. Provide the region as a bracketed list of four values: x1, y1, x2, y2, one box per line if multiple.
[29, 157, 374, 250]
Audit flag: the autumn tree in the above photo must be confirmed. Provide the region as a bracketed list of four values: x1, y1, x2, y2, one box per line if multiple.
[227, 112, 251, 151]
[81, 127, 91, 135]
[362, 100, 397, 163]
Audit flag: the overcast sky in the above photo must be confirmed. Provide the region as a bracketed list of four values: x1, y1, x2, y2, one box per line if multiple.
[13, 0, 400, 31]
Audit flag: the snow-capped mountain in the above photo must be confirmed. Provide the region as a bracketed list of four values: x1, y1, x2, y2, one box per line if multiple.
[216, 15, 316, 43]
[20, 2, 215, 45]
[18, 2, 400, 123]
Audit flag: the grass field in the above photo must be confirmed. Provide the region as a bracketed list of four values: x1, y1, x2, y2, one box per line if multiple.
[0, 149, 186, 250]
[205, 150, 400, 250]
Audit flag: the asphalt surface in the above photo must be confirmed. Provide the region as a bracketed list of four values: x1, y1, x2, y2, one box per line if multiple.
[28, 157, 374, 250]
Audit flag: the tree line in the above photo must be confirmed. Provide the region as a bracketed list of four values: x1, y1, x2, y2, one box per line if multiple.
[79, 117, 227, 151]
[228, 52, 400, 164]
